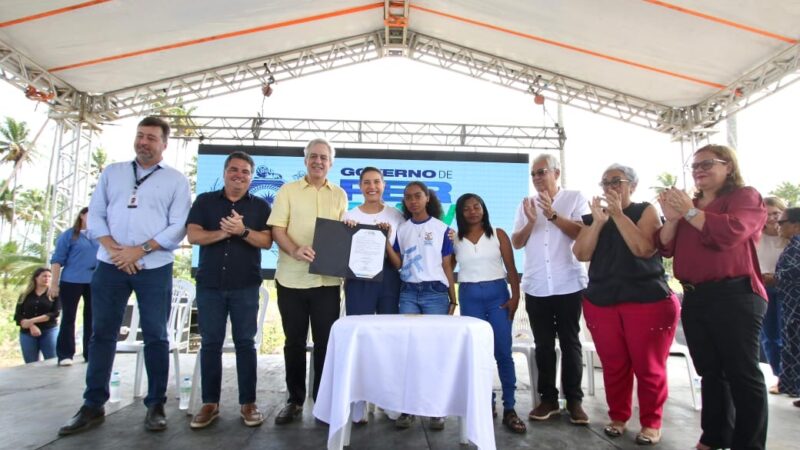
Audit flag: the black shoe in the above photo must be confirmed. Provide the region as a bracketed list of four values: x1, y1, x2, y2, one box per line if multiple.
[274, 403, 303, 425]
[58, 405, 105, 436]
[144, 404, 167, 431]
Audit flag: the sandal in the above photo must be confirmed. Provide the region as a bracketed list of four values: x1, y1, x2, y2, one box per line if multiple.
[635, 428, 661, 445]
[603, 421, 626, 438]
[768, 384, 780, 395]
[502, 410, 527, 434]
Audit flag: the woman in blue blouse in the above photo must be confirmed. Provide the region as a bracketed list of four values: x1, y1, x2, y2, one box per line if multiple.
[50, 207, 99, 366]
[776, 207, 800, 407]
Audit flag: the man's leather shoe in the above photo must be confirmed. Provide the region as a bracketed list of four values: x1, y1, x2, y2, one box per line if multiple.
[145, 404, 167, 431]
[274, 403, 303, 425]
[190, 403, 220, 429]
[241, 403, 264, 427]
[58, 405, 105, 436]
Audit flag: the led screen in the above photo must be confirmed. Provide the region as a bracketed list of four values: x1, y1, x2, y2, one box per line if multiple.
[196, 145, 530, 278]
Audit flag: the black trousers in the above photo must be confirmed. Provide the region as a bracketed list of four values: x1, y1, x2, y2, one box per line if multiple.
[682, 279, 768, 450]
[276, 282, 341, 404]
[526, 290, 584, 404]
[56, 281, 92, 362]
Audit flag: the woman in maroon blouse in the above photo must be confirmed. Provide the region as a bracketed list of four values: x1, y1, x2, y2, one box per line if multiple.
[657, 144, 767, 450]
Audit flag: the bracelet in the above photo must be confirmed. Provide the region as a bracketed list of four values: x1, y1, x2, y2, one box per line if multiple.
[449, 302, 458, 306]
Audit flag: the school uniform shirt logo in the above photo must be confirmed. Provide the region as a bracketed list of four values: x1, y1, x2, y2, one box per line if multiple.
[424, 231, 434, 246]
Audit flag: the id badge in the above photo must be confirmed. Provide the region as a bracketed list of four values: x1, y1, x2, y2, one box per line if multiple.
[127, 192, 138, 208]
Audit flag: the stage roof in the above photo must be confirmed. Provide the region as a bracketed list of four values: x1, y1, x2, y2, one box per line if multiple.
[1, 0, 799, 135]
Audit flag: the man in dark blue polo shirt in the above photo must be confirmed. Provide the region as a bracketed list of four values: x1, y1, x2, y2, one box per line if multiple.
[186, 151, 272, 429]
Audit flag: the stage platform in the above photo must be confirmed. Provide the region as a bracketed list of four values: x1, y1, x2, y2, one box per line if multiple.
[2, 352, 797, 450]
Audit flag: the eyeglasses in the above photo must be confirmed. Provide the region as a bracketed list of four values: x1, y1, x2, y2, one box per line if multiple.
[531, 168, 550, 178]
[690, 158, 728, 172]
[599, 178, 630, 188]
[778, 219, 792, 226]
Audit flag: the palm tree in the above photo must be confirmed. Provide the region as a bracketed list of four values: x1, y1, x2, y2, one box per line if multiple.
[0, 117, 36, 194]
[0, 117, 37, 241]
[153, 97, 199, 172]
[89, 146, 108, 191]
[0, 241, 44, 287]
[15, 188, 47, 249]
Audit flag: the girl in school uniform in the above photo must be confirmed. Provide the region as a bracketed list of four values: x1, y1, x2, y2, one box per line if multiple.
[390, 181, 457, 430]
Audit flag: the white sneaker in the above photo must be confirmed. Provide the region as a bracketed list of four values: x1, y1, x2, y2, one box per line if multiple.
[59, 359, 73, 366]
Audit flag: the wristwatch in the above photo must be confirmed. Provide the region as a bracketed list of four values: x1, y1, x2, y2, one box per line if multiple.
[547, 212, 558, 221]
[141, 242, 153, 254]
[240, 227, 251, 239]
[684, 207, 700, 221]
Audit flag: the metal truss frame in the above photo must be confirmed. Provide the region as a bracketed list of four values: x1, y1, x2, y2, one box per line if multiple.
[161, 115, 565, 151]
[3, 31, 800, 136]
[687, 42, 800, 132]
[90, 33, 385, 121]
[43, 119, 95, 257]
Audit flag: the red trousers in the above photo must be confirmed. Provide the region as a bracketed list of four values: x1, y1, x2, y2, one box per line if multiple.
[583, 294, 680, 428]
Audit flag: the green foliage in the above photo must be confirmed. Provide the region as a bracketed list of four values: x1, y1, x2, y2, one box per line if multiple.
[0, 241, 45, 287]
[0, 285, 24, 366]
[651, 172, 678, 195]
[770, 181, 800, 207]
[172, 249, 193, 282]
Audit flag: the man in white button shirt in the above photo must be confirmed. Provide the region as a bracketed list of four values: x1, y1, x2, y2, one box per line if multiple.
[511, 153, 590, 425]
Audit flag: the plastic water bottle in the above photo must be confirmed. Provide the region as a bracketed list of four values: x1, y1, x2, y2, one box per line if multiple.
[179, 376, 191, 410]
[109, 371, 121, 403]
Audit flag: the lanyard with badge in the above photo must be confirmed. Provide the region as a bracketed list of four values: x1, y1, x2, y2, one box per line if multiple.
[127, 161, 161, 208]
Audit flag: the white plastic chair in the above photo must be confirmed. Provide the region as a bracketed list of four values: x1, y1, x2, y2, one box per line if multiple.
[188, 286, 269, 414]
[669, 340, 701, 410]
[116, 278, 195, 398]
[511, 295, 542, 408]
[578, 316, 597, 396]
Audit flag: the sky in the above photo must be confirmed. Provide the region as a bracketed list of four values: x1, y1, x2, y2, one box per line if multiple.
[1, 57, 798, 206]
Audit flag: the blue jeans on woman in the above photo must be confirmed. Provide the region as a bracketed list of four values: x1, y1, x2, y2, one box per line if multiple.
[20, 326, 58, 363]
[398, 281, 449, 315]
[459, 279, 516, 411]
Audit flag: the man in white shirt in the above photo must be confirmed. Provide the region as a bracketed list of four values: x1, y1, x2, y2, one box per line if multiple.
[512, 153, 590, 425]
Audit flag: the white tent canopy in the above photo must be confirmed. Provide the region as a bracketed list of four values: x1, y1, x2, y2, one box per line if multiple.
[2, 0, 799, 134]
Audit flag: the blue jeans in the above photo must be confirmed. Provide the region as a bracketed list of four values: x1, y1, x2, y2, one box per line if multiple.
[84, 262, 173, 408]
[459, 279, 516, 411]
[20, 327, 58, 363]
[57, 281, 92, 362]
[344, 261, 400, 315]
[398, 281, 449, 315]
[196, 285, 260, 404]
[760, 286, 782, 376]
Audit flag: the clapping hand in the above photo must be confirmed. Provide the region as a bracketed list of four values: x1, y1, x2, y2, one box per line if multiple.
[588, 196, 609, 225]
[522, 197, 537, 224]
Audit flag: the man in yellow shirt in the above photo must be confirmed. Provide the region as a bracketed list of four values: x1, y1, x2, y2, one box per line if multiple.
[268, 138, 347, 425]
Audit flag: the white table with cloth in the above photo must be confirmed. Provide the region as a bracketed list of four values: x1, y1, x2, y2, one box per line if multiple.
[313, 314, 496, 450]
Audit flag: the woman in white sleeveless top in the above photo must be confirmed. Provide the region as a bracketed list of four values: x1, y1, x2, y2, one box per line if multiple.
[453, 193, 525, 434]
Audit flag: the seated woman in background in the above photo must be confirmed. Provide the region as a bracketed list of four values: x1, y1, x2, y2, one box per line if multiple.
[757, 197, 787, 393]
[573, 164, 678, 445]
[14, 267, 61, 364]
[776, 207, 800, 406]
[453, 193, 525, 434]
